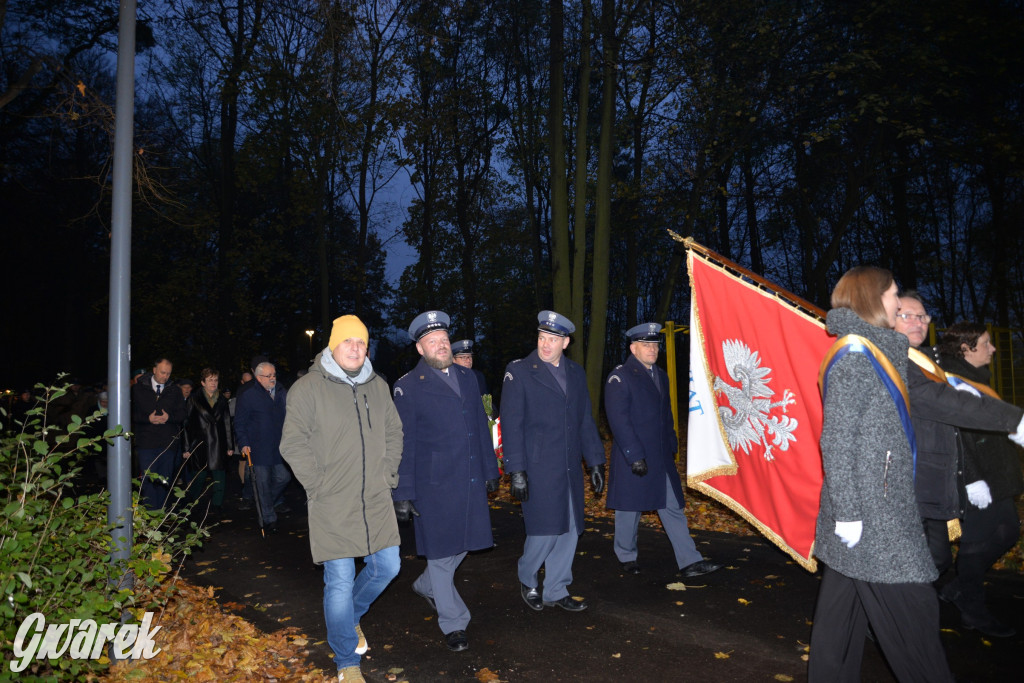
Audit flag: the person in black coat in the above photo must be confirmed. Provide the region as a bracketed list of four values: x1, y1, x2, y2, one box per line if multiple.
[392, 312, 500, 652]
[183, 368, 235, 509]
[131, 357, 187, 510]
[937, 323, 1024, 638]
[605, 323, 722, 579]
[894, 292, 1023, 578]
[500, 311, 606, 612]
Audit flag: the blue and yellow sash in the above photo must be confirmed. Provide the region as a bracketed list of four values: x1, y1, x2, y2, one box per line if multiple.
[907, 347, 1001, 399]
[819, 335, 917, 475]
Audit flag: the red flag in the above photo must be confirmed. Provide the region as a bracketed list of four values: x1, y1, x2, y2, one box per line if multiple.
[686, 247, 833, 570]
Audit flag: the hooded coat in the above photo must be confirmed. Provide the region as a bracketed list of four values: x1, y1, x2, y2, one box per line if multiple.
[391, 358, 499, 559]
[280, 350, 403, 564]
[814, 308, 936, 584]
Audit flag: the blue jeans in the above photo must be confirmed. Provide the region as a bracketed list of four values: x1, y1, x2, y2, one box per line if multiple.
[252, 463, 290, 525]
[323, 546, 400, 669]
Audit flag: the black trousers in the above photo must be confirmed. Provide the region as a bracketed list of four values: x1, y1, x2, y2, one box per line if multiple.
[808, 565, 953, 683]
[922, 517, 954, 574]
[949, 496, 1020, 617]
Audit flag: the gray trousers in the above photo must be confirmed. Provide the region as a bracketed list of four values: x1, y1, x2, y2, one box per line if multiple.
[518, 498, 578, 602]
[613, 473, 703, 570]
[413, 553, 469, 634]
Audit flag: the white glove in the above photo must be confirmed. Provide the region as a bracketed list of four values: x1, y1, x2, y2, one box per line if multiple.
[966, 480, 992, 509]
[953, 380, 981, 397]
[834, 520, 863, 548]
[1009, 415, 1024, 447]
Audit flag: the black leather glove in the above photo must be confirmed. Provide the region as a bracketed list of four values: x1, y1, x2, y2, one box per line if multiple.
[486, 478, 500, 493]
[631, 458, 648, 477]
[509, 471, 529, 502]
[588, 464, 606, 495]
[394, 499, 420, 524]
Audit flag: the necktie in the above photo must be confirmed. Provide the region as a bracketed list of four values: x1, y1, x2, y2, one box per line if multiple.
[270, 388, 276, 400]
[155, 384, 163, 396]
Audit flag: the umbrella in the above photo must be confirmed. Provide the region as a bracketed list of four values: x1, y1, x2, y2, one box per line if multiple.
[244, 449, 265, 537]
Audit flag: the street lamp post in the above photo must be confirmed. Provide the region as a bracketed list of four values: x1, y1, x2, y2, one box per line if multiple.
[305, 329, 314, 358]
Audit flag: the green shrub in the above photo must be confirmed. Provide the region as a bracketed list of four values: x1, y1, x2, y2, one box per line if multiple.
[1, 381, 208, 681]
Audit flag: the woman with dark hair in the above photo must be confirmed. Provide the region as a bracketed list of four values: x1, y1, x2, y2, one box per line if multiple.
[183, 367, 235, 510]
[810, 266, 953, 682]
[937, 323, 1021, 638]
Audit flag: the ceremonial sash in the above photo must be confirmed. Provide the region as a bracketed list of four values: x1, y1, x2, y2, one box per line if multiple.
[907, 347, 1001, 399]
[818, 335, 917, 474]
[908, 347, 946, 383]
[946, 374, 1001, 400]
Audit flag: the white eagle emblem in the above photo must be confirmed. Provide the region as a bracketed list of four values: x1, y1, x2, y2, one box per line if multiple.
[712, 340, 797, 461]
[427, 311, 437, 322]
[547, 312, 557, 322]
[394, 387, 403, 397]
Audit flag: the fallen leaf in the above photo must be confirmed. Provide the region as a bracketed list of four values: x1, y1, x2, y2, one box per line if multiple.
[666, 582, 688, 591]
[737, 598, 751, 606]
[611, 653, 621, 658]
[714, 651, 731, 659]
[475, 668, 501, 682]
[774, 674, 794, 681]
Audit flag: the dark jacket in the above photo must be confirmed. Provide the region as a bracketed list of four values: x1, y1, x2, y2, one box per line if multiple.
[910, 347, 1023, 519]
[939, 355, 1024, 502]
[605, 354, 683, 512]
[814, 308, 935, 584]
[234, 383, 287, 467]
[392, 359, 499, 559]
[500, 350, 606, 536]
[130, 373, 187, 451]
[280, 353, 403, 564]
[183, 391, 234, 471]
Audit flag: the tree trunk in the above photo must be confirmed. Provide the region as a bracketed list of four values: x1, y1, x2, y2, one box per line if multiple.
[549, 0, 571, 315]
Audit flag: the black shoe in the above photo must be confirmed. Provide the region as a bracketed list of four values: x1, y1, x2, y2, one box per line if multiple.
[542, 595, 588, 612]
[678, 559, 723, 579]
[237, 498, 253, 511]
[620, 560, 641, 575]
[520, 583, 543, 611]
[445, 630, 469, 652]
[414, 587, 436, 612]
[962, 612, 1016, 638]
[265, 522, 279, 534]
[275, 503, 292, 515]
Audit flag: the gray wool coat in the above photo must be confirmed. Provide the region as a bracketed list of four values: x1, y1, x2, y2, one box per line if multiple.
[814, 308, 937, 584]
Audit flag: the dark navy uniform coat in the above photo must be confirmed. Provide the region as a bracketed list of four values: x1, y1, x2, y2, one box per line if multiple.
[500, 350, 605, 536]
[605, 354, 684, 511]
[392, 359, 499, 560]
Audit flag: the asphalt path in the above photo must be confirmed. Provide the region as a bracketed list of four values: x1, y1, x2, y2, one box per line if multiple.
[181, 480, 1024, 682]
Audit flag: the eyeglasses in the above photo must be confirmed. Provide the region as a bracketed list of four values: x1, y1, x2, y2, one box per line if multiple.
[258, 373, 277, 379]
[895, 313, 931, 324]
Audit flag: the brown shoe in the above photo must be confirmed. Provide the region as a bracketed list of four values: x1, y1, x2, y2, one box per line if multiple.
[337, 665, 365, 681]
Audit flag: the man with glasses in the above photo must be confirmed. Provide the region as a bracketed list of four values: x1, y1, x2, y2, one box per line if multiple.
[894, 293, 1023, 626]
[605, 323, 722, 579]
[235, 361, 291, 532]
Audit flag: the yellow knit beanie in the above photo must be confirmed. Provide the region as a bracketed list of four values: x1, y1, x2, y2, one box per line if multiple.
[328, 315, 369, 351]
